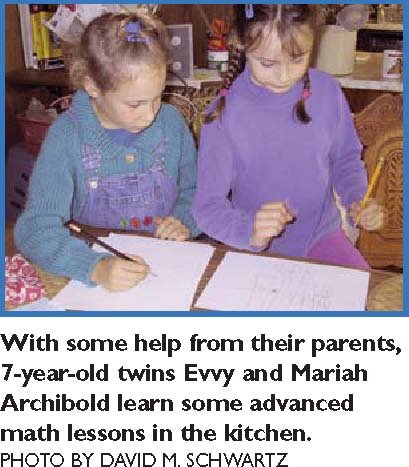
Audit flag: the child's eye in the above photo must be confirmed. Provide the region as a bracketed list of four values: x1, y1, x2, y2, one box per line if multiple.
[291, 57, 304, 64]
[260, 60, 278, 68]
[127, 103, 141, 109]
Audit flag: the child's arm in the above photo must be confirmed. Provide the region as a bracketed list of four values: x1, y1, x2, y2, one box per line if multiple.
[192, 119, 259, 251]
[329, 86, 368, 209]
[14, 117, 110, 286]
[169, 110, 201, 238]
[329, 87, 385, 231]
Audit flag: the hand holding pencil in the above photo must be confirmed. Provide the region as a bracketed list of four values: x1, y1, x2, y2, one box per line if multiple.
[349, 157, 386, 231]
[65, 220, 154, 292]
[91, 255, 150, 292]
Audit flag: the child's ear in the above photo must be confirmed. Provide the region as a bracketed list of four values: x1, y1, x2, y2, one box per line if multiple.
[83, 76, 101, 99]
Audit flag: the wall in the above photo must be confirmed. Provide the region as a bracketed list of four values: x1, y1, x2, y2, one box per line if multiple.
[161, 4, 233, 68]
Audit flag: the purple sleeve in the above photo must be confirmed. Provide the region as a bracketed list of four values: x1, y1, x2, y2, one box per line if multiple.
[329, 86, 368, 208]
[192, 118, 260, 251]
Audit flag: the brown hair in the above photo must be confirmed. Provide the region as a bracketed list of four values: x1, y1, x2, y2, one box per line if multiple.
[205, 4, 320, 124]
[70, 12, 170, 92]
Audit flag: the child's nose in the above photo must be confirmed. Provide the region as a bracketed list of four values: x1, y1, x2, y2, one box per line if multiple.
[279, 63, 290, 82]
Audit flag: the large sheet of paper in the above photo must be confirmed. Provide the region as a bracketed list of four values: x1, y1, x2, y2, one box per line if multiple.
[51, 235, 214, 311]
[196, 252, 370, 311]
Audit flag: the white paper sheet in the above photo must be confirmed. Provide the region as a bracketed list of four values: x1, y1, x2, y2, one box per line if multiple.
[196, 252, 370, 311]
[51, 235, 214, 311]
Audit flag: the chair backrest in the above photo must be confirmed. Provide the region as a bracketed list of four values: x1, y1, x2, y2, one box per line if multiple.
[163, 91, 219, 145]
[354, 93, 402, 146]
[354, 93, 403, 269]
[191, 95, 218, 143]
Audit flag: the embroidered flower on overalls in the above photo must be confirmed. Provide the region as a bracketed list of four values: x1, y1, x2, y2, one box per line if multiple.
[120, 218, 129, 228]
[151, 137, 168, 172]
[81, 144, 101, 170]
[131, 217, 140, 228]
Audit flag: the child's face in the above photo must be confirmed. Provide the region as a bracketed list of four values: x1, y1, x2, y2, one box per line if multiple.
[246, 26, 313, 94]
[91, 64, 166, 133]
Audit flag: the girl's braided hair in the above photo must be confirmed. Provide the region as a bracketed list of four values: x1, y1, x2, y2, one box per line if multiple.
[70, 12, 170, 92]
[205, 4, 320, 124]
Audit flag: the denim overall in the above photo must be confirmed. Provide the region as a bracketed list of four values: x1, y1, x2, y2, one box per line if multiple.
[75, 127, 178, 232]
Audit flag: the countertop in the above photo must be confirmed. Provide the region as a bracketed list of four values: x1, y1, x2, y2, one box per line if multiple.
[336, 52, 402, 92]
[166, 68, 222, 89]
[363, 22, 403, 31]
[7, 55, 402, 94]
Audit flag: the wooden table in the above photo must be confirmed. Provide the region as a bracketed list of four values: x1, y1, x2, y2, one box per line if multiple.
[191, 241, 401, 310]
[5, 222, 401, 311]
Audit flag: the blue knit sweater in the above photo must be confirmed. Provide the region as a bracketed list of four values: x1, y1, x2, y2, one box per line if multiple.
[14, 90, 200, 285]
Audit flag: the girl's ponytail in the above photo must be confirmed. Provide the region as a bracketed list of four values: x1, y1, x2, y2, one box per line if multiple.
[294, 72, 312, 124]
[204, 45, 245, 124]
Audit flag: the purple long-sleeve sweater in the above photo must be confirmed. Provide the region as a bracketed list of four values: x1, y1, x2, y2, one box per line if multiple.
[192, 66, 368, 258]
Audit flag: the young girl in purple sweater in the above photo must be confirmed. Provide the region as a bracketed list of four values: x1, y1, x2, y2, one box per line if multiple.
[192, 4, 384, 270]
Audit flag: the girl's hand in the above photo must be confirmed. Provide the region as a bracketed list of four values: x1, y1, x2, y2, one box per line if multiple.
[349, 198, 385, 231]
[154, 216, 190, 241]
[91, 255, 150, 291]
[250, 202, 294, 249]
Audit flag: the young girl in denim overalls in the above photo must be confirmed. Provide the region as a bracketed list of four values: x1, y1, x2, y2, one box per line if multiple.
[15, 12, 200, 291]
[193, 4, 384, 270]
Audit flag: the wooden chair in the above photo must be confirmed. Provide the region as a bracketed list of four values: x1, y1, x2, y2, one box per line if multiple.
[191, 94, 218, 143]
[163, 91, 218, 144]
[354, 93, 403, 269]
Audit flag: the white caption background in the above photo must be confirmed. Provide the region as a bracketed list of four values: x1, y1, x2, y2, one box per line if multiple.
[0, 317, 408, 467]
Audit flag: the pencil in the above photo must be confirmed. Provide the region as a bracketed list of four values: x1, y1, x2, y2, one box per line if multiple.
[355, 156, 385, 226]
[64, 220, 157, 277]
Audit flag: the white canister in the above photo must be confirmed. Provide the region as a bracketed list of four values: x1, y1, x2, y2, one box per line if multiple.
[382, 50, 403, 79]
[208, 50, 229, 72]
[314, 25, 357, 76]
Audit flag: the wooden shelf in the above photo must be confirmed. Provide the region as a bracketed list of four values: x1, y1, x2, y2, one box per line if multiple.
[6, 67, 222, 91]
[6, 68, 70, 88]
